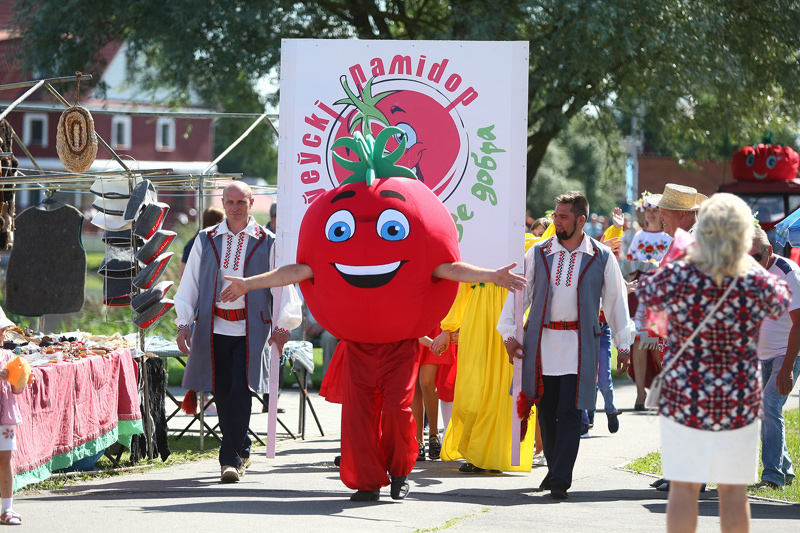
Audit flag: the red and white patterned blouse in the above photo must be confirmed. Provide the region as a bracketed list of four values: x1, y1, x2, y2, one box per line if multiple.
[638, 261, 790, 431]
[626, 229, 672, 262]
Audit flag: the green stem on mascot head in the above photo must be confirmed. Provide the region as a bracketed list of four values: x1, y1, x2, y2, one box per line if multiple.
[332, 76, 416, 186]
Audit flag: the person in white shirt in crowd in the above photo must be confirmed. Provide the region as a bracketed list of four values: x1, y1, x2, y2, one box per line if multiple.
[625, 193, 673, 410]
[499, 191, 634, 500]
[174, 181, 301, 483]
[750, 228, 800, 491]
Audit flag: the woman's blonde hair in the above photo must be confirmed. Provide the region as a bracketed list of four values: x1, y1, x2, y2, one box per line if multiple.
[686, 193, 754, 285]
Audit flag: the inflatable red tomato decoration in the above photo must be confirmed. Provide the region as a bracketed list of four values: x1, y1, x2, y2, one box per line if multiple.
[732, 143, 799, 181]
[297, 177, 460, 343]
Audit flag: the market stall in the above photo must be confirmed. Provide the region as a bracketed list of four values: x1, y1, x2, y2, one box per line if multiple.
[11, 345, 142, 490]
[0, 73, 290, 465]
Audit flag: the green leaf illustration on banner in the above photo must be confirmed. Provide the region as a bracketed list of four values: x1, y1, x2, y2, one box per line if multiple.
[334, 76, 392, 134]
[331, 76, 416, 186]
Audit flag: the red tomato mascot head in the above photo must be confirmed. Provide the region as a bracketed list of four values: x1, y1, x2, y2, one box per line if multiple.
[732, 142, 799, 181]
[296, 127, 460, 344]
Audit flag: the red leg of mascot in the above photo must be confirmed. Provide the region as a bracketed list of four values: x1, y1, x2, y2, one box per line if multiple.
[340, 340, 419, 493]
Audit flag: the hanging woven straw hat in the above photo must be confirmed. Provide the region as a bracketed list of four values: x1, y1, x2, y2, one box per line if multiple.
[55, 73, 97, 173]
[648, 184, 708, 212]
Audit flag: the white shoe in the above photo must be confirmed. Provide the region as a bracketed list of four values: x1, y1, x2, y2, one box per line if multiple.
[532, 453, 547, 467]
[220, 465, 240, 483]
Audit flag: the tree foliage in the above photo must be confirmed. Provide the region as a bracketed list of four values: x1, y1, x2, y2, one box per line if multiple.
[13, 0, 800, 194]
[528, 112, 626, 218]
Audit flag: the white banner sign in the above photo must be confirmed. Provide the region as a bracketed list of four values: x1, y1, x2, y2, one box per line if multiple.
[277, 39, 529, 269]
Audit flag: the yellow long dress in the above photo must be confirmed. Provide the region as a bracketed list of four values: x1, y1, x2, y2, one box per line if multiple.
[440, 282, 535, 471]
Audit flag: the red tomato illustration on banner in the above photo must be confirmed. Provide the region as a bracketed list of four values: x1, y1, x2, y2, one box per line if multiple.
[297, 175, 460, 343]
[732, 142, 799, 181]
[327, 77, 469, 201]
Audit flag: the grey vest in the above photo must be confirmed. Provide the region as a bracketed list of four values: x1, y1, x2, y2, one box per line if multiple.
[181, 224, 275, 393]
[522, 236, 611, 410]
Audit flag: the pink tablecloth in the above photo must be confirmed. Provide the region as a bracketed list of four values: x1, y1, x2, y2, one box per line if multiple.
[13, 348, 141, 474]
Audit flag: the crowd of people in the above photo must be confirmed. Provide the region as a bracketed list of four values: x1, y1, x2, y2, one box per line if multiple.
[169, 180, 798, 532]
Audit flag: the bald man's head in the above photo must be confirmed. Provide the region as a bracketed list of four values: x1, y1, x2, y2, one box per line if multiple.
[223, 181, 252, 202]
[221, 181, 254, 231]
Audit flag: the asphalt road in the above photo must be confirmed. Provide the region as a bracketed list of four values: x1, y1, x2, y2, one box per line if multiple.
[15, 381, 800, 532]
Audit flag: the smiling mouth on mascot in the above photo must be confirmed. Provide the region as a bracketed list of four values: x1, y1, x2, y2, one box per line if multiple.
[296, 177, 461, 344]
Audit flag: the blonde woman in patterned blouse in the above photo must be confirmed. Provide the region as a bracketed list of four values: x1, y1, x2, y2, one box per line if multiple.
[638, 193, 790, 533]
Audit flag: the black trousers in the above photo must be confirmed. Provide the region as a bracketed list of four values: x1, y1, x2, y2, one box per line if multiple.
[213, 334, 252, 467]
[538, 374, 582, 491]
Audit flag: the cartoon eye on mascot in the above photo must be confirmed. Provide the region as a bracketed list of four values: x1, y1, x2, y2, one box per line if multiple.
[220, 78, 523, 502]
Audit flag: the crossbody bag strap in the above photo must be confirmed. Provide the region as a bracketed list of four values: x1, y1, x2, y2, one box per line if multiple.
[659, 276, 738, 375]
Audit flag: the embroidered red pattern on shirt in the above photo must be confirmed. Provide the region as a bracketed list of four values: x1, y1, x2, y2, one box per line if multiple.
[554, 251, 566, 286]
[2, 428, 13, 439]
[232, 232, 246, 271]
[222, 234, 233, 269]
[565, 252, 577, 286]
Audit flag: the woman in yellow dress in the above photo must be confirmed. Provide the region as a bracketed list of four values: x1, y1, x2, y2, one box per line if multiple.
[433, 232, 545, 472]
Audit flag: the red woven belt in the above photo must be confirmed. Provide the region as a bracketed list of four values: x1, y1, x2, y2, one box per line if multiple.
[214, 307, 247, 321]
[543, 321, 579, 331]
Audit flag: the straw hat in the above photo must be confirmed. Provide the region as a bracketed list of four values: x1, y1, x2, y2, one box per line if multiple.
[648, 184, 708, 211]
[56, 105, 98, 173]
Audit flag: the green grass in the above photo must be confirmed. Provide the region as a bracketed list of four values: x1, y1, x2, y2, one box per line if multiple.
[625, 450, 662, 476]
[413, 508, 491, 532]
[19, 435, 223, 494]
[625, 409, 800, 503]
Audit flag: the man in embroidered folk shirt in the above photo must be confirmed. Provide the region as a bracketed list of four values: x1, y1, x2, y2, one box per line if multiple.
[174, 182, 301, 483]
[750, 228, 800, 490]
[498, 191, 634, 500]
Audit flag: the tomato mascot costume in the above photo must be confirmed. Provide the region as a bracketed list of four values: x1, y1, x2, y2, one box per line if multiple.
[731, 136, 799, 182]
[297, 126, 460, 500]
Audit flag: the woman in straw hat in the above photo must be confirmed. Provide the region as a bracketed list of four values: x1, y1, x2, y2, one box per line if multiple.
[638, 193, 789, 532]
